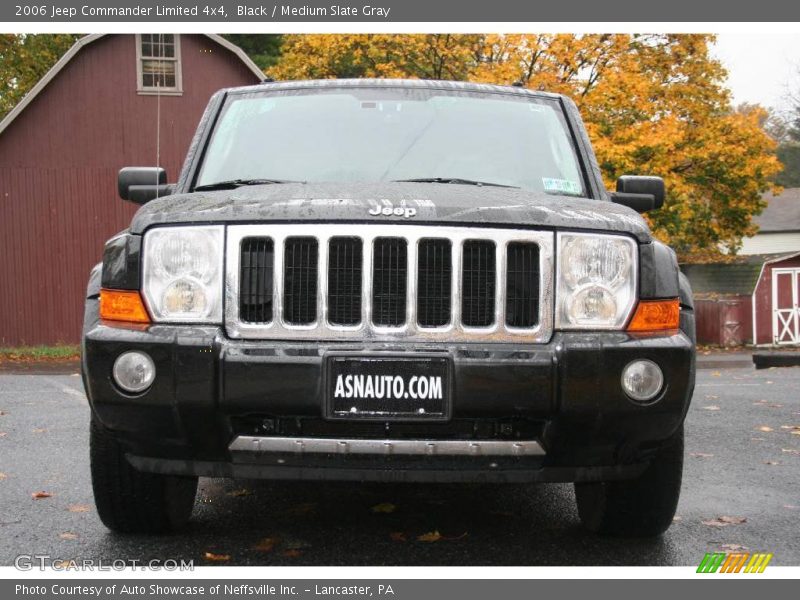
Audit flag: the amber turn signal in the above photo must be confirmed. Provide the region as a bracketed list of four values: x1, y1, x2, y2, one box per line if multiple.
[626, 298, 680, 332]
[100, 289, 151, 324]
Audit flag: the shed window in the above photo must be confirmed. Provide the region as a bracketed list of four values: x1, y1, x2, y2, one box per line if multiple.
[136, 34, 182, 94]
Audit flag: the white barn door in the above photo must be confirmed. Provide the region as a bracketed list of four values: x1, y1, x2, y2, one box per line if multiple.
[772, 268, 800, 345]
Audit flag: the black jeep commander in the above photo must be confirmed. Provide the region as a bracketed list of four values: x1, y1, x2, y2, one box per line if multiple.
[82, 79, 695, 537]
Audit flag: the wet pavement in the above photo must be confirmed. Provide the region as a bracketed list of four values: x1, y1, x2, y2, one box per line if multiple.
[0, 362, 798, 566]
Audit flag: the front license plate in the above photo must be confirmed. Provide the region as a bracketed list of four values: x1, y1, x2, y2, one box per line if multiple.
[326, 355, 451, 420]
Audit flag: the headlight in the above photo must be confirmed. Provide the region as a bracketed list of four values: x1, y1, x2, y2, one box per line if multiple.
[142, 226, 224, 323]
[556, 232, 637, 329]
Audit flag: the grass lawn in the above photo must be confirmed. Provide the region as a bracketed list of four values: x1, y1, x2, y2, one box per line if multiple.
[0, 345, 80, 362]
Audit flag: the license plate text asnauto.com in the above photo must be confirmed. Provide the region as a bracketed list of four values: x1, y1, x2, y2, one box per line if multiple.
[333, 374, 443, 400]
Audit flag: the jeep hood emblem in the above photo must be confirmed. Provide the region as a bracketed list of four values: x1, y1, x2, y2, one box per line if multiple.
[368, 201, 417, 218]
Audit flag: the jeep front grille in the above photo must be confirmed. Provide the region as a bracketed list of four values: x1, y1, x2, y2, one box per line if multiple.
[327, 237, 362, 326]
[283, 237, 318, 325]
[372, 237, 408, 327]
[226, 225, 554, 343]
[462, 240, 496, 327]
[239, 237, 274, 324]
[417, 239, 452, 328]
[505, 242, 540, 328]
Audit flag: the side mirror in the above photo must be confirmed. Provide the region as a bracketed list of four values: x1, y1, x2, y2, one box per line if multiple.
[609, 175, 665, 213]
[118, 167, 173, 205]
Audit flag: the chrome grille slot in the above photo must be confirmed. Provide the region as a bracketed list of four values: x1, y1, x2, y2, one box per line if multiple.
[462, 240, 496, 327]
[506, 242, 540, 328]
[239, 237, 274, 324]
[328, 237, 362, 326]
[226, 225, 554, 343]
[417, 239, 452, 328]
[283, 237, 318, 325]
[372, 237, 408, 327]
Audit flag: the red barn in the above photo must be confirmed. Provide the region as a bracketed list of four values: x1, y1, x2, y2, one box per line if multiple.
[0, 34, 262, 346]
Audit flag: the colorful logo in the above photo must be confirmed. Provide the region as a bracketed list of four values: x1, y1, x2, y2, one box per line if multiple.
[697, 552, 773, 573]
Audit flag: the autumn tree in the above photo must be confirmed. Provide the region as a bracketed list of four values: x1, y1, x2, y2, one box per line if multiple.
[272, 34, 780, 260]
[0, 34, 82, 121]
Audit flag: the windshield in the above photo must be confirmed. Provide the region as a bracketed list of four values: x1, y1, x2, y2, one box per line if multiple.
[195, 88, 587, 196]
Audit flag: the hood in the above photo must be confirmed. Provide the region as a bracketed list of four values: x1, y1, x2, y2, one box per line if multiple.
[130, 182, 651, 242]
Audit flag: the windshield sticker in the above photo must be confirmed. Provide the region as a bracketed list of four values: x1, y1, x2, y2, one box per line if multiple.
[542, 178, 582, 195]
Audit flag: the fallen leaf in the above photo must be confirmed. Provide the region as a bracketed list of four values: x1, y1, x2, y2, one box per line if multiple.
[417, 530, 443, 543]
[0, 411, 6, 416]
[764, 460, 780, 466]
[711, 371, 721, 377]
[780, 425, 800, 431]
[781, 448, 800, 455]
[766, 381, 774, 385]
[32, 428, 47, 434]
[284, 538, 311, 550]
[690, 452, 714, 458]
[67, 504, 90, 513]
[284, 502, 316, 516]
[0, 432, 7, 437]
[389, 532, 407, 542]
[792, 431, 800, 436]
[672, 515, 682, 522]
[371, 502, 396, 514]
[756, 426, 774, 433]
[702, 405, 721, 411]
[702, 516, 747, 527]
[31, 491, 52, 499]
[227, 488, 251, 497]
[59, 532, 78, 540]
[0, 473, 7, 480]
[283, 549, 302, 558]
[705, 394, 719, 400]
[253, 537, 279, 553]
[721, 544, 748, 551]
[203, 552, 230, 562]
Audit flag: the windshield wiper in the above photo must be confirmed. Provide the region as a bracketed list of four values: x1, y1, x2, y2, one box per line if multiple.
[391, 177, 518, 188]
[194, 178, 304, 191]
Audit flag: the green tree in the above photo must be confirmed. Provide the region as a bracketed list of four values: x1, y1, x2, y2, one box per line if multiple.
[222, 34, 282, 71]
[0, 34, 82, 121]
[776, 146, 800, 186]
[773, 97, 800, 187]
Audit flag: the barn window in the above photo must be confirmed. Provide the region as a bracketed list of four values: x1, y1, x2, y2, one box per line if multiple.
[136, 34, 182, 94]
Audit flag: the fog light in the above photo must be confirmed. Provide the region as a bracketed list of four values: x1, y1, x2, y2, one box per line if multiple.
[621, 359, 663, 403]
[112, 351, 155, 393]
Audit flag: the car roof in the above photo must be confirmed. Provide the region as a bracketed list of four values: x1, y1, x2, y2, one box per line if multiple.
[223, 78, 566, 101]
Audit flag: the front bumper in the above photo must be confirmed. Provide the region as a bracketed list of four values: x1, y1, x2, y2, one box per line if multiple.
[82, 300, 694, 483]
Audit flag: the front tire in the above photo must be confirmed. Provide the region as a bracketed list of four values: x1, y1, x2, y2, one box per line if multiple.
[90, 418, 198, 533]
[575, 426, 684, 537]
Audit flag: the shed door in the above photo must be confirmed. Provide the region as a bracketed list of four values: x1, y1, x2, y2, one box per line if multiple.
[772, 269, 800, 345]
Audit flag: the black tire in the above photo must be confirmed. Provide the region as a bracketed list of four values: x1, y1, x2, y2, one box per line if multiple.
[575, 426, 684, 537]
[90, 418, 198, 533]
